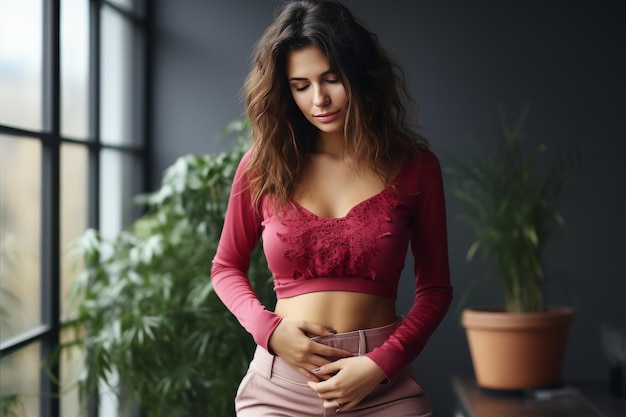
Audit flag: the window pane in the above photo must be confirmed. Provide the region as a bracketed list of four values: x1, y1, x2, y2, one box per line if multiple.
[0, 0, 43, 130]
[0, 341, 41, 417]
[61, 0, 90, 139]
[60, 326, 85, 417]
[99, 150, 142, 241]
[60, 144, 88, 319]
[100, 5, 134, 146]
[0, 135, 42, 344]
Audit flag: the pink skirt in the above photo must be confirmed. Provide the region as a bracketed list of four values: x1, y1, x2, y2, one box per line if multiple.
[235, 320, 432, 416]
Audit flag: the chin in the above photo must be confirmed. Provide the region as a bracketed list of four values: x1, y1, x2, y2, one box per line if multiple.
[315, 122, 344, 135]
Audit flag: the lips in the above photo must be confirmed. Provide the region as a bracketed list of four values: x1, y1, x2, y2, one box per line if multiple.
[314, 110, 341, 123]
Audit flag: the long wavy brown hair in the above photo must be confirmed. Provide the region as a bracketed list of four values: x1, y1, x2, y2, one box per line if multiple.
[243, 0, 429, 209]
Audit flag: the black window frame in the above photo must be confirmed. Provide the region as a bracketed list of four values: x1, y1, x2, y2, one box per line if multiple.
[0, 0, 152, 416]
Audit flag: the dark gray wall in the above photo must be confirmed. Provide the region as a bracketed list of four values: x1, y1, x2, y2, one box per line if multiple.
[152, 1, 626, 415]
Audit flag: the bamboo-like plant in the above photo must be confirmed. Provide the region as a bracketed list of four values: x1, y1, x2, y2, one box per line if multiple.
[446, 106, 580, 313]
[56, 118, 273, 416]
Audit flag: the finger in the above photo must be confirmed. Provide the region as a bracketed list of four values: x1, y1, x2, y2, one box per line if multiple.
[307, 380, 325, 394]
[314, 373, 332, 381]
[307, 374, 340, 395]
[299, 321, 338, 337]
[310, 388, 355, 412]
[323, 399, 354, 412]
[295, 364, 325, 382]
[311, 361, 343, 378]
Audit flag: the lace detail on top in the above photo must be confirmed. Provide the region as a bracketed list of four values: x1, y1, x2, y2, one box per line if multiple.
[276, 189, 400, 280]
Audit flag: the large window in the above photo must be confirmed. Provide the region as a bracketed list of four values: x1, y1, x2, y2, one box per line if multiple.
[0, 1, 149, 416]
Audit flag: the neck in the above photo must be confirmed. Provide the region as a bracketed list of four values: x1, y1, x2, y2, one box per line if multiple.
[314, 131, 346, 158]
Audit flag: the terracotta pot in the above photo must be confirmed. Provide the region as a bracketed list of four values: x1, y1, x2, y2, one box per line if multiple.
[462, 306, 574, 391]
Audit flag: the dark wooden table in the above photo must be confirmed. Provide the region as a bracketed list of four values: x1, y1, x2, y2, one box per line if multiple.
[452, 374, 626, 417]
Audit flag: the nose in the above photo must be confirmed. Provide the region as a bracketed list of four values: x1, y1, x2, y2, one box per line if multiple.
[312, 84, 330, 107]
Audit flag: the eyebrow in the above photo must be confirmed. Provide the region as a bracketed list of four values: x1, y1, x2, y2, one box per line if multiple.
[288, 70, 335, 82]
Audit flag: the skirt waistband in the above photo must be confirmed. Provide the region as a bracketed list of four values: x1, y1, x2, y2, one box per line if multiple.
[311, 318, 402, 356]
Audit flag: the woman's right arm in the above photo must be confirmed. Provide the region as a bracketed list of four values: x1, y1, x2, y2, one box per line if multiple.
[210, 150, 283, 351]
[211, 150, 350, 378]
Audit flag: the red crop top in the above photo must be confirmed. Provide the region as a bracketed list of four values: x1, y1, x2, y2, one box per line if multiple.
[211, 148, 452, 381]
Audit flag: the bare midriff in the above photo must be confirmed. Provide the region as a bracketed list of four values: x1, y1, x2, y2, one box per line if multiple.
[274, 291, 398, 333]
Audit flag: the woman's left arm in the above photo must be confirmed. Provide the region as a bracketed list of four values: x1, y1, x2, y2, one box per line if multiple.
[308, 152, 453, 411]
[366, 152, 453, 381]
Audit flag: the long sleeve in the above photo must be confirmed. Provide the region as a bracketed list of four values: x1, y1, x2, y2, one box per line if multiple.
[210, 150, 282, 351]
[365, 153, 453, 381]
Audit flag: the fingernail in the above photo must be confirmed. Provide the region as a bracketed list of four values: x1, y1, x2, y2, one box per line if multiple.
[312, 367, 321, 373]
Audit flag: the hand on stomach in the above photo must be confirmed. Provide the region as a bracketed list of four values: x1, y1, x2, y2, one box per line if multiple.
[268, 291, 397, 382]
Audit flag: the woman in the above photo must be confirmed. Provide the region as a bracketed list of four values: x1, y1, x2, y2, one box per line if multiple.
[210, 0, 452, 415]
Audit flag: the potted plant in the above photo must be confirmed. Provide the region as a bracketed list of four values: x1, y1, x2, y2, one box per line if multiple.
[53, 118, 273, 416]
[446, 105, 581, 391]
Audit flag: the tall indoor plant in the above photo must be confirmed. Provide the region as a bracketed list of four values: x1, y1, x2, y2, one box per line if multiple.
[447, 105, 581, 390]
[55, 118, 273, 416]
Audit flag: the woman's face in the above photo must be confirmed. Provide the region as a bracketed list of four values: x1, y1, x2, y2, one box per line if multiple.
[286, 45, 348, 138]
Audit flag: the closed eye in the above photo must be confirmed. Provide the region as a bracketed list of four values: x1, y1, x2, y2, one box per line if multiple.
[293, 80, 336, 91]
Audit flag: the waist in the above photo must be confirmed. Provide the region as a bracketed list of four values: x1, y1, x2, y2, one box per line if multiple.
[274, 291, 397, 333]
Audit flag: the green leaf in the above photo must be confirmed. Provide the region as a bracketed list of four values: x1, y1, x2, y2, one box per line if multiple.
[444, 106, 580, 313]
[49, 117, 265, 416]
